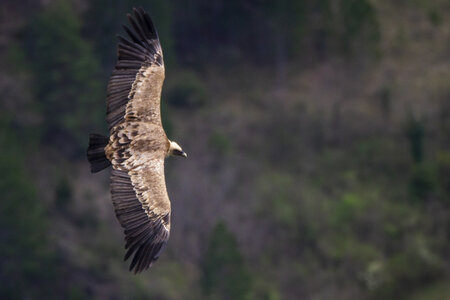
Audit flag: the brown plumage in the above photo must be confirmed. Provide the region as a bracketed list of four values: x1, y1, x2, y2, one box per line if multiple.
[87, 7, 187, 273]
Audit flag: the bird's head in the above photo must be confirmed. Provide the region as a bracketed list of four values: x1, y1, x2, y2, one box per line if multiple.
[168, 140, 187, 158]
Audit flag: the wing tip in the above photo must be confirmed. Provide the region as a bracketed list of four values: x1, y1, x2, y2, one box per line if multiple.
[124, 225, 169, 274]
[129, 6, 159, 40]
[112, 170, 170, 274]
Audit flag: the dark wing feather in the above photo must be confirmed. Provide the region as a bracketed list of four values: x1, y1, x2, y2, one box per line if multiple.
[111, 168, 169, 273]
[106, 7, 165, 131]
[107, 122, 170, 273]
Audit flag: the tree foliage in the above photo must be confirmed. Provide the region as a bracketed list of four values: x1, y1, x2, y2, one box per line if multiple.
[0, 120, 57, 299]
[202, 222, 252, 300]
[25, 0, 103, 155]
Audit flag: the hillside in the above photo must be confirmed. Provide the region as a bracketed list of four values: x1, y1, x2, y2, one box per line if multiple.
[1, 0, 449, 299]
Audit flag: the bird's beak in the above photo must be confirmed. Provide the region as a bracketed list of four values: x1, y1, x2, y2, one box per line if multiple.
[181, 152, 187, 158]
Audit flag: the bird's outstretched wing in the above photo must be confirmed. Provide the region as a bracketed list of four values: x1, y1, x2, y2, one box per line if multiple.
[111, 166, 170, 273]
[106, 7, 165, 131]
[108, 122, 171, 273]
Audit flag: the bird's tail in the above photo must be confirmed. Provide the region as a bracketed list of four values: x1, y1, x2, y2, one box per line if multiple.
[87, 133, 111, 173]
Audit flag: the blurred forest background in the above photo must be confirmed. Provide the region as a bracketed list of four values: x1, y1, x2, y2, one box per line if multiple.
[1, 0, 449, 299]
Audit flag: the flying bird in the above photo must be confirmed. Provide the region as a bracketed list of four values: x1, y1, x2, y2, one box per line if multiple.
[87, 7, 187, 273]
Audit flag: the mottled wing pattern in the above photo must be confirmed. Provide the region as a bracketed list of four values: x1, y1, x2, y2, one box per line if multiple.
[108, 122, 170, 273]
[106, 7, 165, 131]
[111, 169, 169, 273]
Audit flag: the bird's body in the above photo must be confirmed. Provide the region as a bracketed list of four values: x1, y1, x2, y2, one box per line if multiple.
[87, 8, 186, 273]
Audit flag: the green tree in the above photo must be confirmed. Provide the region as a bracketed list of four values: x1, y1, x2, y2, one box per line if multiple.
[0, 120, 58, 299]
[406, 115, 425, 163]
[339, 0, 380, 55]
[25, 0, 103, 155]
[202, 221, 253, 300]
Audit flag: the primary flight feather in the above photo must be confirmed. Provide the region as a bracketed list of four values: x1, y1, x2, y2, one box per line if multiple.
[87, 7, 187, 273]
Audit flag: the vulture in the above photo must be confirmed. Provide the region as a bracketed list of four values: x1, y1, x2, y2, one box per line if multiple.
[87, 7, 187, 273]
